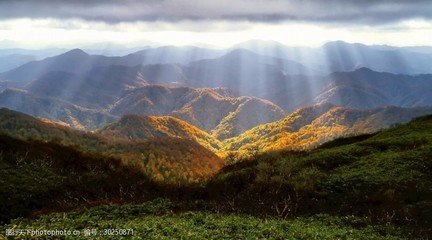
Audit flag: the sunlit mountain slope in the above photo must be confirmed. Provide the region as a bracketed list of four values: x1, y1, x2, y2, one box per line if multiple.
[224, 103, 432, 152]
[209, 114, 432, 236]
[112, 85, 286, 139]
[0, 108, 223, 182]
[98, 115, 222, 152]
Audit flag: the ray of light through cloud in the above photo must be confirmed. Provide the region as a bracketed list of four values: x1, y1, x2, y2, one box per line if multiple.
[0, 0, 431, 117]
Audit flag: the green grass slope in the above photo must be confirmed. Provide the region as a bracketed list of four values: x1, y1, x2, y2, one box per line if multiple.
[1, 199, 404, 239]
[208, 115, 432, 236]
[2, 114, 432, 238]
[0, 133, 157, 223]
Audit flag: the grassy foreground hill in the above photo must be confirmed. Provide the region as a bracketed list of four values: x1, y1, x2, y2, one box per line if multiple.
[208, 114, 432, 236]
[0, 133, 155, 223]
[1, 199, 405, 239]
[1, 113, 432, 238]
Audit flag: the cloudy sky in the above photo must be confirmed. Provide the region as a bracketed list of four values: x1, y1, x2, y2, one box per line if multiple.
[1, 0, 431, 48]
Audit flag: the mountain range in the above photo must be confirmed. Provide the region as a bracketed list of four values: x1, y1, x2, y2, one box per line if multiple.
[0, 83, 286, 139]
[111, 85, 286, 139]
[106, 102, 432, 155]
[0, 41, 431, 160]
[1, 45, 430, 114]
[234, 40, 432, 74]
[314, 67, 432, 109]
[2, 97, 432, 158]
[0, 46, 224, 85]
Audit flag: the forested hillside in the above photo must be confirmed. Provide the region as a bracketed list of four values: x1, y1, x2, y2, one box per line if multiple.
[224, 103, 432, 153]
[1, 114, 432, 238]
[0, 108, 223, 183]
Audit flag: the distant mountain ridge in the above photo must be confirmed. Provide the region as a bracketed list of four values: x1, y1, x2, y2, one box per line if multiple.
[25, 66, 148, 109]
[0, 54, 36, 72]
[2, 45, 431, 111]
[234, 40, 432, 74]
[0, 46, 225, 84]
[0, 88, 116, 130]
[315, 68, 432, 109]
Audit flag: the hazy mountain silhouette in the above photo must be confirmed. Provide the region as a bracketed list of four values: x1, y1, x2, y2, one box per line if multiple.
[315, 68, 432, 109]
[0, 46, 225, 84]
[0, 88, 116, 130]
[0, 54, 36, 72]
[130, 46, 226, 64]
[25, 65, 148, 109]
[234, 40, 432, 74]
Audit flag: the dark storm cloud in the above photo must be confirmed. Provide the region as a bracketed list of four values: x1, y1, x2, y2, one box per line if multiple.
[0, 0, 431, 24]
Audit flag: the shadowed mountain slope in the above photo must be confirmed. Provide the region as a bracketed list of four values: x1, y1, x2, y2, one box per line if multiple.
[315, 68, 432, 109]
[0, 88, 116, 130]
[0, 54, 36, 72]
[0, 132, 156, 223]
